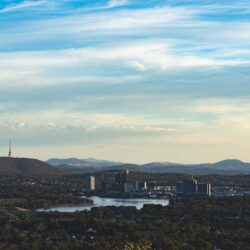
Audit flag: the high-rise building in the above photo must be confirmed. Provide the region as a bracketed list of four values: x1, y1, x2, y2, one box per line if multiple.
[124, 182, 135, 193]
[176, 179, 211, 196]
[135, 181, 147, 191]
[183, 179, 198, 194]
[100, 181, 107, 192]
[115, 170, 129, 184]
[85, 176, 95, 192]
[176, 181, 184, 193]
[198, 183, 211, 196]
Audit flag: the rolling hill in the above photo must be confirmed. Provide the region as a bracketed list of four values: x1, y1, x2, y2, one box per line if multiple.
[49, 158, 250, 175]
[47, 158, 122, 168]
[0, 157, 64, 175]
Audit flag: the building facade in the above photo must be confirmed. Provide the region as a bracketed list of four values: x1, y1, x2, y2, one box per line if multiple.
[115, 170, 130, 184]
[85, 176, 95, 192]
[183, 179, 198, 194]
[198, 183, 211, 196]
[176, 179, 211, 196]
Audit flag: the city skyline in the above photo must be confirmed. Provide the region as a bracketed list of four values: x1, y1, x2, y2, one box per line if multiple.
[1, 0, 250, 163]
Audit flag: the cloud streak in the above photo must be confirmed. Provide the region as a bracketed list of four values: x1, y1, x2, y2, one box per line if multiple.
[106, 0, 129, 8]
[1, 41, 249, 92]
[0, 0, 49, 13]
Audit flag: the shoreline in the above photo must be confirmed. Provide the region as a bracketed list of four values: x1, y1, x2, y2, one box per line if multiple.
[84, 194, 170, 200]
[36, 202, 94, 211]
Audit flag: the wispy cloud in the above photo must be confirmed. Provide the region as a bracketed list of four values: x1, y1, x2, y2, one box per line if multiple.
[0, 0, 49, 13]
[0, 41, 249, 91]
[106, 0, 129, 8]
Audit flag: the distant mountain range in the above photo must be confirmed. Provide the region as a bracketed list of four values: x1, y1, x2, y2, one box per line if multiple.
[0, 157, 63, 175]
[46, 158, 123, 174]
[47, 158, 122, 167]
[47, 158, 250, 175]
[0, 157, 249, 176]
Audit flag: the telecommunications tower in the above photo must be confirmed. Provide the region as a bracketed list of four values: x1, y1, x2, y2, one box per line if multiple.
[8, 138, 12, 158]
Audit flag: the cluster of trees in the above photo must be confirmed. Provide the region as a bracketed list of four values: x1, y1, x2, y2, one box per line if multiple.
[0, 196, 250, 249]
[1, 173, 250, 249]
[0, 174, 90, 210]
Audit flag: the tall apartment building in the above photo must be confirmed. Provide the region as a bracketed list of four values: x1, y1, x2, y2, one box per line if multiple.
[176, 181, 184, 193]
[198, 183, 211, 196]
[85, 176, 95, 192]
[135, 181, 147, 191]
[115, 170, 129, 184]
[183, 179, 198, 194]
[176, 179, 211, 196]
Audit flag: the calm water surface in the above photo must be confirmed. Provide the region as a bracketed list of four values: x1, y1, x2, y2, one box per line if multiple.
[37, 196, 169, 212]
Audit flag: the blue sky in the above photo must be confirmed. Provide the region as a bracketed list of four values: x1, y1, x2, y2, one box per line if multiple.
[1, 0, 250, 163]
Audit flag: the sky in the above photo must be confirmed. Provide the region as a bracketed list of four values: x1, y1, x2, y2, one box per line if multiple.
[0, 0, 250, 163]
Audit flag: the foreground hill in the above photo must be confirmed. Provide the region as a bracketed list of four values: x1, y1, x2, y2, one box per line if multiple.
[0, 157, 64, 175]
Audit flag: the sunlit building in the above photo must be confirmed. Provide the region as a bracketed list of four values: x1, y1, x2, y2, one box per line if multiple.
[198, 183, 211, 196]
[85, 176, 95, 192]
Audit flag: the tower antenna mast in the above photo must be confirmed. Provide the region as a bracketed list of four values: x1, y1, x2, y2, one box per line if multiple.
[8, 138, 12, 158]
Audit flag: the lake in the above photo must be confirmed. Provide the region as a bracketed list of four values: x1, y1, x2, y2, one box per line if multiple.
[37, 196, 169, 212]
